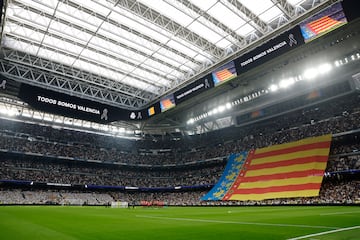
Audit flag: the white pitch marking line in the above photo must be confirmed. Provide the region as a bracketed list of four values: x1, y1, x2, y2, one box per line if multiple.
[136, 215, 337, 229]
[287, 225, 360, 240]
[320, 211, 360, 216]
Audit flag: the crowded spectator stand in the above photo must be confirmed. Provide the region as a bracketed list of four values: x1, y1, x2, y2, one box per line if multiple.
[0, 92, 359, 206]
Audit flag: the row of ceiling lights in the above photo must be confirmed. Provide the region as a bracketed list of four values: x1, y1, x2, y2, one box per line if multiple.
[0, 103, 140, 138]
[1, 52, 359, 133]
[187, 51, 360, 125]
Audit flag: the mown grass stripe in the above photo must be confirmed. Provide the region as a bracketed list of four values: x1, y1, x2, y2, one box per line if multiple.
[136, 215, 337, 229]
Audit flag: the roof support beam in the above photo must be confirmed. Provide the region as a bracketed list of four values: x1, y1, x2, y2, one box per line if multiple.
[115, 0, 225, 59]
[271, 0, 296, 19]
[5, 18, 170, 89]
[57, 0, 201, 63]
[167, 0, 246, 48]
[2, 48, 154, 101]
[0, 49, 153, 108]
[11, 1, 191, 77]
[223, 0, 270, 35]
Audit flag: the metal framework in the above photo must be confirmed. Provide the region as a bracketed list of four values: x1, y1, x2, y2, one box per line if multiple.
[0, 0, 335, 111]
[0, 49, 151, 108]
[223, 0, 270, 34]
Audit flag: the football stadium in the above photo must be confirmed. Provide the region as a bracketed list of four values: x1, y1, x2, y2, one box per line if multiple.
[0, 0, 359, 239]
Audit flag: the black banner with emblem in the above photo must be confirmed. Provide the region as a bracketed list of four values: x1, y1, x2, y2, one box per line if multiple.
[234, 25, 304, 74]
[174, 73, 214, 105]
[18, 84, 147, 123]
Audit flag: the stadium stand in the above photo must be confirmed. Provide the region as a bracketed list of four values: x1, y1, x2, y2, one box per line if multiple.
[1, 92, 359, 205]
[0, 92, 359, 166]
[0, 1, 359, 208]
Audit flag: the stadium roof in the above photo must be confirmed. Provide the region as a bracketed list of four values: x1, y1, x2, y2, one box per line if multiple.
[0, 0, 338, 110]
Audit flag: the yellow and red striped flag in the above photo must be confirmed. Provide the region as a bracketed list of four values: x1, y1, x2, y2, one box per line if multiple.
[307, 16, 342, 35]
[215, 69, 235, 82]
[224, 135, 332, 201]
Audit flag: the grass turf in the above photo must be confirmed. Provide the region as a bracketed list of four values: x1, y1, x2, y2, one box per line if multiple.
[0, 205, 359, 240]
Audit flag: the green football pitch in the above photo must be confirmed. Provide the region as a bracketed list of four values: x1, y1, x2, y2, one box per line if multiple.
[0, 205, 359, 240]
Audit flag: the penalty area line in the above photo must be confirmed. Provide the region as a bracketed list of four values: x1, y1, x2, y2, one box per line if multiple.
[287, 225, 360, 240]
[136, 215, 336, 229]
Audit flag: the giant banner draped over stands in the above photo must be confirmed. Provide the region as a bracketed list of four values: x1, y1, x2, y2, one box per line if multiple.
[201, 135, 332, 201]
[201, 152, 247, 201]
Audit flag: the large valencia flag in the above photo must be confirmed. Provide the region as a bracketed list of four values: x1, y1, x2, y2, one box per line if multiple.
[201, 152, 247, 201]
[223, 135, 332, 201]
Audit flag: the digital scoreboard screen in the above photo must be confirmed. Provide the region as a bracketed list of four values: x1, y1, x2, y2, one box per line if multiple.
[300, 2, 347, 43]
[160, 94, 176, 112]
[212, 61, 237, 86]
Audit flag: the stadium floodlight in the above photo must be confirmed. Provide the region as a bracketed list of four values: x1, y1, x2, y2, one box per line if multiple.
[54, 118, 63, 123]
[288, 77, 295, 84]
[317, 63, 332, 74]
[5, 110, 17, 117]
[279, 78, 295, 89]
[101, 125, 109, 131]
[187, 118, 195, 125]
[225, 102, 232, 109]
[0, 106, 19, 117]
[73, 121, 83, 127]
[217, 105, 226, 113]
[109, 126, 119, 133]
[43, 115, 53, 122]
[303, 67, 318, 80]
[269, 84, 278, 92]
